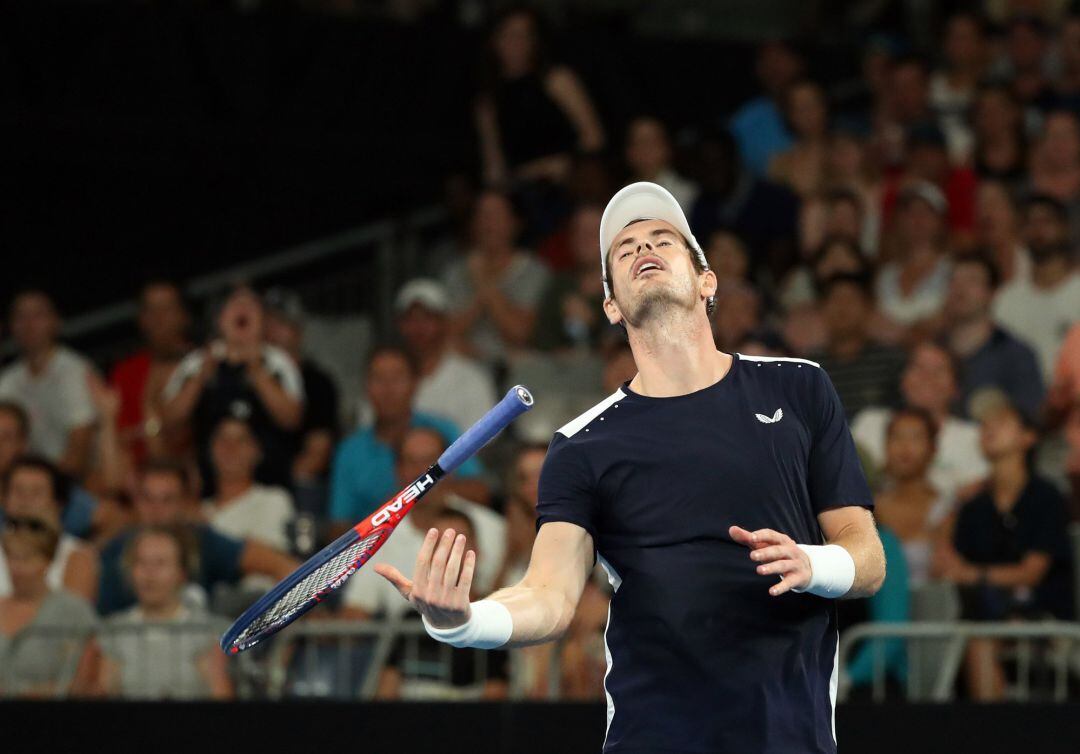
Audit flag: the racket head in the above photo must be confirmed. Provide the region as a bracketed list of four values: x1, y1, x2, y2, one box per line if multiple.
[219, 525, 390, 655]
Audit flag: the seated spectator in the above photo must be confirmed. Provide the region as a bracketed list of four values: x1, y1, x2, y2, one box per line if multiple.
[813, 273, 906, 419]
[712, 283, 761, 354]
[852, 341, 989, 500]
[943, 255, 1045, 420]
[876, 181, 953, 333]
[929, 12, 988, 164]
[493, 444, 547, 591]
[203, 417, 294, 553]
[0, 290, 96, 478]
[98, 526, 232, 700]
[0, 402, 99, 540]
[993, 239, 1080, 382]
[1003, 15, 1055, 124]
[1056, 13, 1080, 111]
[533, 205, 611, 352]
[624, 116, 699, 209]
[474, 7, 604, 187]
[824, 130, 882, 257]
[443, 191, 551, 365]
[262, 288, 340, 495]
[729, 40, 802, 176]
[0, 457, 98, 603]
[872, 408, 953, 586]
[690, 127, 800, 279]
[704, 230, 751, 289]
[780, 235, 870, 312]
[769, 79, 830, 198]
[971, 84, 1027, 186]
[98, 461, 297, 615]
[375, 507, 509, 701]
[329, 346, 487, 527]
[875, 56, 934, 167]
[1028, 110, 1080, 245]
[396, 280, 498, 431]
[0, 522, 98, 698]
[341, 426, 501, 620]
[1047, 322, 1080, 517]
[162, 285, 304, 492]
[109, 279, 193, 466]
[939, 398, 1075, 700]
[975, 180, 1031, 285]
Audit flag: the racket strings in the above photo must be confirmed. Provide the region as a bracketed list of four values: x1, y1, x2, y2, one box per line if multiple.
[232, 529, 387, 648]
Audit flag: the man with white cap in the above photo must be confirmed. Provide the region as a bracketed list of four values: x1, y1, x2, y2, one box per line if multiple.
[395, 279, 498, 432]
[376, 183, 886, 754]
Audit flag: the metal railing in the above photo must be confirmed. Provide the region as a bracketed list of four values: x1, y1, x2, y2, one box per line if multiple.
[837, 621, 1080, 703]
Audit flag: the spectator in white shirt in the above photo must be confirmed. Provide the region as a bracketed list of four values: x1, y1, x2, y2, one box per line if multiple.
[876, 182, 952, 333]
[624, 116, 699, 210]
[395, 280, 497, 432]
[202, 416, 294, 554]
[852, 340, 990, 500]
[0, 291, 97, 478]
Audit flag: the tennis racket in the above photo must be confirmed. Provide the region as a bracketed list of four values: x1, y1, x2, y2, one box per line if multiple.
[220, 385, 534, 655]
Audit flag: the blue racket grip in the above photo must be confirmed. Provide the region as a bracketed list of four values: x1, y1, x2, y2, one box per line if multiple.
[437, 385, 534, 474]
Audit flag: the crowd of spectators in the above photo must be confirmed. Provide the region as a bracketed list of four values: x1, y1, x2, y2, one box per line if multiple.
[2, 5, 1080, 703]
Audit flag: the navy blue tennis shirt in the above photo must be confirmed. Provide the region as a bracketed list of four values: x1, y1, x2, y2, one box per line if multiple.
[537, 353, 874, 754]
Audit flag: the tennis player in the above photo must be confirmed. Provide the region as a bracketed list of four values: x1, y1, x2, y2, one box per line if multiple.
[376, 182, 886, 753]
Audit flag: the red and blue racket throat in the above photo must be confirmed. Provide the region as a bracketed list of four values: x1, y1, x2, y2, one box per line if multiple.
[220, 384, 534, 655]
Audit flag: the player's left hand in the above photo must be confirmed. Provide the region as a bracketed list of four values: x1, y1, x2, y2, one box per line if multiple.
[729, 525, 812, 597]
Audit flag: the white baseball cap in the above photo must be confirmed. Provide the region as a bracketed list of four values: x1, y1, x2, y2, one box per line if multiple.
[395, 279, 450, 314]
[599, 181, 708, 299]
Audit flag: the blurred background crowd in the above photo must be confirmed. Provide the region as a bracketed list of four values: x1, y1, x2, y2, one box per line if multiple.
[2, 0, 1080, 706]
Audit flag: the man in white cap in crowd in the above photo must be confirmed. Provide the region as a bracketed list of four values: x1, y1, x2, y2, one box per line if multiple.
[395, 279, 497, 433]
[377, 182, 886, 754]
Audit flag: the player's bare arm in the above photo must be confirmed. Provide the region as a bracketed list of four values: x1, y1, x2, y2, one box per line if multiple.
[375, 520, 592, 647]
[730, 506, 885, 599]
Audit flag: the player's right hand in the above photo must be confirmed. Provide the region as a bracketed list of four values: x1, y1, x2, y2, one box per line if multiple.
[375, 527, 477, 630]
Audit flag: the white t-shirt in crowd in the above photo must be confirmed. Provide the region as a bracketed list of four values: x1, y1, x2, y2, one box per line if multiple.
[993, 272, 1080, 382]
[875, 257, 953, 326]
[413, 352, 498, 433]
[851, 407, 990, 499]
[203, 484, 295, 553]
[0, 346, 97, 462]
[163, 344, 304, 403]
[0, 533, 82, 597]
[341, 495, 506, 617]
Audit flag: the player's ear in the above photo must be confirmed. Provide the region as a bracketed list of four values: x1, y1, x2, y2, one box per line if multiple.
[700, 268, 718, 304]
[603, 294, 624, 326]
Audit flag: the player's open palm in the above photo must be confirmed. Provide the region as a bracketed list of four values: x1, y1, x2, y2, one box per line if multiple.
[729, 525, 812, 596]
[375, 527, 476, 629]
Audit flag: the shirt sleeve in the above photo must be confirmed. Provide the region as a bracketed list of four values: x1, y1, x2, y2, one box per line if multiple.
[328, 440, 359, 521]
[536, 433, 598, 541]
[806, 366, 875, 514]
[200, 527, 245, 586]
[61, 360, 97, 429]
[265, 347, 304, 401]
[162, 351, 204, 401]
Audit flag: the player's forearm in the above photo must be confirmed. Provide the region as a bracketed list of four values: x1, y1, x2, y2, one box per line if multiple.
[829, 526, 886, 599]
[485, 581, 577, 647]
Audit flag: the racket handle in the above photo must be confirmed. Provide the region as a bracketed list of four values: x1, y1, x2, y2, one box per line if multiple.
[437, 385, 534, 474]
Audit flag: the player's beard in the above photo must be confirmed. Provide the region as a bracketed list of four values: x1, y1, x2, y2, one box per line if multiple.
[619, 274, 699, 329]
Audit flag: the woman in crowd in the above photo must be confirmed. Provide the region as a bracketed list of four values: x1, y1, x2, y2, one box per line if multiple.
[98, 525, 232, 700]
[0, 521, 98, 697]
[0, 456, 99, 603]
[872, 408, 954, 587]
[975, 179, 1032, 285]
[971, 84, 1027, 187]
[769, 80, 830, 198]
[475, 7, 604, 187]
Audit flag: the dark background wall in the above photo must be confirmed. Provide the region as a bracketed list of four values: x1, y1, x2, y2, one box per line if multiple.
[0, 1, 779, 316]
[4, 701, 1080, 754]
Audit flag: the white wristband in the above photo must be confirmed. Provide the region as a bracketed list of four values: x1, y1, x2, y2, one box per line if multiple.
[422, 599, 514, 649]
[792, 544, 855, 599]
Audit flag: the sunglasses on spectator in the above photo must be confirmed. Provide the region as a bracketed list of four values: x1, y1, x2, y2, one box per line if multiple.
[3, 516, 54, 534]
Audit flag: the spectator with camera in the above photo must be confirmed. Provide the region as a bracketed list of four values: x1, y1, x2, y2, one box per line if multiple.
[162, 285, 304, 492]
